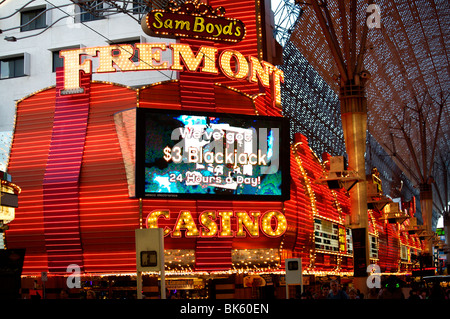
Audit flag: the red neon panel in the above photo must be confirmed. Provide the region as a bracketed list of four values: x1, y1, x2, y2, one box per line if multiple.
[78, 83, 137, 273]
[41, 68, 90, 273]
[7, 88, 56, 274]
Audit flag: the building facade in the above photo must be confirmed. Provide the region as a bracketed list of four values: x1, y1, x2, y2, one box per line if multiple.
[2, 0, 425, 299]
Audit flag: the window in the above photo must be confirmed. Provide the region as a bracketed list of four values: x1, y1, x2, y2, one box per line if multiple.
[79, 0, 104, 22]
[52, 51, 64, 72]
[1, 57, 25, 79]
[21, 7, 47, 32]
[133, 0, 151, 14]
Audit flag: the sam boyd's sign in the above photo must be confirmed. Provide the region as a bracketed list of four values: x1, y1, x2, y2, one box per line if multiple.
[141, 0, 246, 43]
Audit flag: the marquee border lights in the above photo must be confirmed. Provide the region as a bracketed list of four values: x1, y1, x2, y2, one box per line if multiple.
[291, 140, 356, 275]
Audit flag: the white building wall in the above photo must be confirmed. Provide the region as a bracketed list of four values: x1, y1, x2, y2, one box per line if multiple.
[0, 0, 176, 171]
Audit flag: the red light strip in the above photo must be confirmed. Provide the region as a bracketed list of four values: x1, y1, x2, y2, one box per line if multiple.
[6, 88, 57, 270]
[78, 83, 137, 273]
[41, 69, 90, 273]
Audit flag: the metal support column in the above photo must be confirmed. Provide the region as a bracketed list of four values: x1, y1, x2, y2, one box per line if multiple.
[340, 82, 369, 295]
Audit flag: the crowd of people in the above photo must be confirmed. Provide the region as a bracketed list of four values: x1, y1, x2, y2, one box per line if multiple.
[298, 277, 450, 300]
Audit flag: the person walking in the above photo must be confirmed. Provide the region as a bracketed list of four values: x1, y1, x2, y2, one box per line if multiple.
[317, 283, 330, 299]
[378, 276, 404, 299]
[327, 280, 348, 299]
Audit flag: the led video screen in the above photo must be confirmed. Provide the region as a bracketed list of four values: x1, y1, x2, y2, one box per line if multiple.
[135, 108, 289, 201]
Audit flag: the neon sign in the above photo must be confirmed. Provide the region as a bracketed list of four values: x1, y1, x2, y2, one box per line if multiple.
[59, 43, 284, 106]
[135, 108, 289, 200]
[141, 0, 246, 43]
[146, 209, 287, 238]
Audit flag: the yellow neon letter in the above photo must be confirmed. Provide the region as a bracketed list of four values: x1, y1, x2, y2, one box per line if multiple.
[96, 45, 137, 73]
[152, 12, 164, 29]
[219, 49, 249, 80]
[236, 211, 260, 237]
[170, 44, 218, 74]
[272, 67, 284, 108]
[260, 210, 287, 237]
[146, 210, 171, 236]
[199, 211, 218, 237]
[135, 43, 168, 70]
[218, 211, 234, 237]
[60, 48, 95, 92]
[172, 211, 199, 237]
[248, 56, 273, 88]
